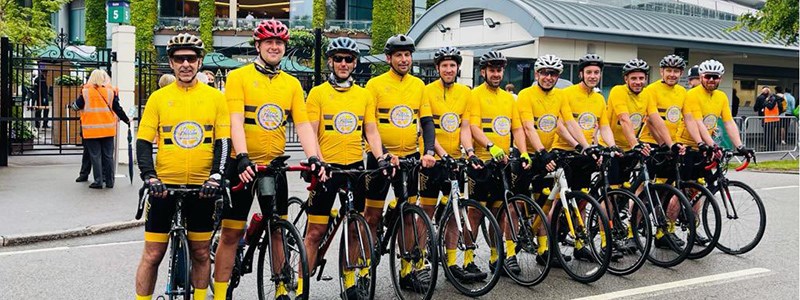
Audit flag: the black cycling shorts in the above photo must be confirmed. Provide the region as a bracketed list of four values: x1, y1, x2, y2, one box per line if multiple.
[681, 149, 713, 183]
[418, 162, 464, 205]
[607, 155, 639, 186]
[222, 158, 289, 230]
[144, 185, 215, 243]
[467, 163, 505, 209]
[364, 152, 420, 209]
[306, 162, 365, 223]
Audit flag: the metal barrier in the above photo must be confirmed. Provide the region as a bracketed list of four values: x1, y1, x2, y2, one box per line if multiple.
[740, 116, 799, 159]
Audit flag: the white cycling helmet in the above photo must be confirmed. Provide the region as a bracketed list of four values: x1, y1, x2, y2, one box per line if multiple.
[534, 54, 564, 73]
[698, 59, 725, 76]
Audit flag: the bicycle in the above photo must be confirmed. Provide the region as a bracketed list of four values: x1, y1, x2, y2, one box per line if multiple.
[209, 155, 309, 300]
[428, 158, 503, 297]
[372, 157, 438, 300]
[588, 147, 652, 276]
[704, 150, 765, 255]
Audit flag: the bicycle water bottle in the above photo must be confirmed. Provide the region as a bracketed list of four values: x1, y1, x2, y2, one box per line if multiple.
[245, 213, 264, 245]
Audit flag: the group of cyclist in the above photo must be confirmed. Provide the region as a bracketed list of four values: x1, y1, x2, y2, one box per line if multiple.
[132, 17, 756, 300]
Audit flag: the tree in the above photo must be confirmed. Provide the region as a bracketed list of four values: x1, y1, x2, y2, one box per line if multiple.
[85, 0, 107, 47]
[313, 0, 326, 29]
[0, 0, 68, 47]
[733, 0, 798, 46]
[199, 0, 215, 53]
[131, 0, 157, 53]
[427, 0, 440, 8]
[371, 0, 412, 55]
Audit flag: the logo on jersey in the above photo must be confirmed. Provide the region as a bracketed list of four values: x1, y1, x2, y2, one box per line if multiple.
[538, 114, 557, 133]
[703, 114, 718, 130]
[577, 112, 597, 130]
[440, 113, 460, 133]
[172, 121, 204, 149]
[390, 105, 414, 128]
[630, 113, 644, 130]
[334, 112, 358, 134]
[493, 116, 511, 136]
[666, 106, 681, 123]
[257, 104, 284, 130]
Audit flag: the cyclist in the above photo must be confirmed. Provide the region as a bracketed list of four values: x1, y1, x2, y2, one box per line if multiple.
[417, 46, 481, 281]
[466, 50, 531, 277]
[363, 34, 436, 289]
[213, 19, 326, 300]
[134, 33, 231, 300]
[302, 37, 390, 299]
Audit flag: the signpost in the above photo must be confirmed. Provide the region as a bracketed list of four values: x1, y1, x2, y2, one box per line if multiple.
[107, 0, 131, 24]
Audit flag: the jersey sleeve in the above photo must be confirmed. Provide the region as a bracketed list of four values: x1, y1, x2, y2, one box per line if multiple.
[644, 91, 658, 115]
[469, 91, 482, 125]
[364, 90, 377, 124]
[599, 102, 610, 126]
[214, 92, 231, 139]
[305, 87, 321, 123]
[137, 94, 159, 141]
[224, 70, 245, 114]
[418, 81, 432, 118]
[517, 90, 534, 120]
[609, 88, 629, 116]
[511, 100, 522, 130]
[460, 88, 472, 121]
[559, 95, 575, 122]
[290, 79, 309, 124]
[683, 91, 702, 119]
[720, 94, 734, 122]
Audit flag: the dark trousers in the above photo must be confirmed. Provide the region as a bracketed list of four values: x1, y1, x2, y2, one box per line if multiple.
[79, 147, 91, 177]
[34, 108, 50, 128]
[84, 137, 115, 185]
[765, 121, 779, 151]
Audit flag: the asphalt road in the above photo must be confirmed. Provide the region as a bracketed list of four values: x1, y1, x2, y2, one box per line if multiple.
[0, 171, 796, 299]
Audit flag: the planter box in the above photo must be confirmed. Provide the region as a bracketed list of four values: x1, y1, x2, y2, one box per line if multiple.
[52, 84, 83, 145]
[11, 140, 33, 153]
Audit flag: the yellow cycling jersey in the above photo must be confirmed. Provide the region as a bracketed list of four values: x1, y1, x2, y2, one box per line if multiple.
[551, 84, 606, 150]
[469, 83, 522, 160]
[517, 85, 575, 150]
[639, 81, 687, 144]
[365, 71, 431, 156]
[601, 85, 657, 151]
[676, 85, 733, 147]
[224, 64, 309, 165]
[419, 80, 472, 157]
[306, 82, 376, 165]
[138, 82, 231, 185]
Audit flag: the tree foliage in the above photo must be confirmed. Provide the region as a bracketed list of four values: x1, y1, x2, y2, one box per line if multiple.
[131, 0, 157, 53]
[313, 0, 326, 29]
[85, 0, 107, 47]
[0, 0, 68, 47]
[733, 0, 798, 45]
[427, 0, 440, 8]
[199, 0, 215, 53]
[371, 0, 412, 55]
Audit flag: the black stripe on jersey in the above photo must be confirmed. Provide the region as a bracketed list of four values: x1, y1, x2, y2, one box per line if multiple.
[161, 126, 172, 132]
[244, 118, 257, 125]
[378, 108, 390, 113]
[379, 119, 391, 124]
[482, 128, 493, 133]
[163, 138, 173, 145]
[203, 137, 212, 144]
[204, 125, 214, 131]
[244, 105, 257, 112]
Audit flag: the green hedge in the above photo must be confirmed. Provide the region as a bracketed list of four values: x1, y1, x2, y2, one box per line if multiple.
[371, 0, 412, 55]
[427, 0, 440, 8]
[313, 0, 326, 29]
[131, 0, 157, 53]
[85, 0, 106, 47]
[199, 0, 215, 53]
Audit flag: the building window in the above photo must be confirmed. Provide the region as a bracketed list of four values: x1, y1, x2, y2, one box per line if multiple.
[347, 0, 373, 21]
[237, 0, 290, 19]
[69, 6, 85, 43]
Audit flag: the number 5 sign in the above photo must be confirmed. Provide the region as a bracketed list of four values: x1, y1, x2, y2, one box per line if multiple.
[107, 0, 131, 24]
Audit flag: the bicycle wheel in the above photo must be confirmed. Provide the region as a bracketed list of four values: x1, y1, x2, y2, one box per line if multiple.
[168, 232, 192, 300]
[388, 204, 439, 300]
[714, 180, 766, 255]
[681, 181, 721, 260]
[550, 191, 611, 283]
[594, 189, 652, 276]
[437, 198, 502, 297]
[287, 196, 307, 235]
[257, 219, 309, 300]
[339, 212, 375, 300]
[643, 183, 696, 268]
[495, 195, 551, 286]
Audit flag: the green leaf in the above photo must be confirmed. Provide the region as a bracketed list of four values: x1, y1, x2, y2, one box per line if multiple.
[85, 0, 106, 47]
[732, 0, 799, 46]
[199, 0, 215, 52]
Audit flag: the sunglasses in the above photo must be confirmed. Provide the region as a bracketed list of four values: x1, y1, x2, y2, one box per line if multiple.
[703, 74, 720, 80]
[538, 69, 560, 78]
[332, 55, 355, 63]
[171, 55, 199, 64]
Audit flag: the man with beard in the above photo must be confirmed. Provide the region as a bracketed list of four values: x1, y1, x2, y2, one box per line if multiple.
[213, 19, 326, 300]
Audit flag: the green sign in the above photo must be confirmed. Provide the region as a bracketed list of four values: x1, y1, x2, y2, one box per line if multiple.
[107, 2, 131, 24]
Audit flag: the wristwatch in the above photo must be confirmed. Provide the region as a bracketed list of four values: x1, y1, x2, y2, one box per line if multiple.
[425, 150, 435, 156]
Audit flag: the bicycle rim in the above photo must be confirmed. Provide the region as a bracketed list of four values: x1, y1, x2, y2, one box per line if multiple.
[551, 192, 611, 283]
[715, 181, 766, 255]
[256, 220, 309, 300]
[683, 182, 721, 260]
[339, 213, 375, 300]
[168, 233, 192, 300]
[287, 197, 307, 237]
[498, 195, 551, 286]
[388, 204, 438, 300]
[644, 184, 695, 268]
[598, 190, 652, 276]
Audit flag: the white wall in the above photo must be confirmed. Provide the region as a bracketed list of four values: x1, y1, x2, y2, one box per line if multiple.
[537, 37, 637, 63]
[416, 9, 535, 50]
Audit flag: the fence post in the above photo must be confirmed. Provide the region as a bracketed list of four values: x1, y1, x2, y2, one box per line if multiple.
[314, 28, 322, 86]
[0, 37, 10, 166]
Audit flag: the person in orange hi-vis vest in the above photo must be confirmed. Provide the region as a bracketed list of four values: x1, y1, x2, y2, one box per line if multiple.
[69, 69, 130, 189]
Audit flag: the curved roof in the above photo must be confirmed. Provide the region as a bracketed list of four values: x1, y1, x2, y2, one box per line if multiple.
[408, 0, 798, 57]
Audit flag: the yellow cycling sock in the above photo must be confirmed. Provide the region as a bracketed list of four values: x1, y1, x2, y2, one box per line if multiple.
[464, 249, 475, 266]
[655, 228, 665, 239]
[275, 282, 288, 298]
[344, 270, 356, 289]
[193, 288, 207, 300]
[401, 258, 412, 276]
[627, 223, 634, 238]
[135, 294, 152, 300]
[575, 238, 584, 250]
[415, 249, 427, 269]
[446, 249, 457, 266]
[537, 236, 548, 255]
[505, 240, 517, 258]
[358, 258, 371, 277]
[667, 221, 676, 233]
[213, 281, 229, 300]
[489, 247, 498, 263]
[599, 230, 607, 248]
[295, 277, 304, 295]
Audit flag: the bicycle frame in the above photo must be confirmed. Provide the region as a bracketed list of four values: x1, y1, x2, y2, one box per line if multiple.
[627, 155, 669, 227]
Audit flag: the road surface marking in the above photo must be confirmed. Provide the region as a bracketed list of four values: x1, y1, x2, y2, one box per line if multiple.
[0, 240, 141, 257]
[757, 185, 798, 191]
[574, 268, 771, 300]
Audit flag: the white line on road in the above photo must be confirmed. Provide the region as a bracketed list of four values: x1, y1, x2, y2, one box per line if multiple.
[757, 185, 799, 191]
[574, 268, 771, 300]
[0, 240, 142, 257]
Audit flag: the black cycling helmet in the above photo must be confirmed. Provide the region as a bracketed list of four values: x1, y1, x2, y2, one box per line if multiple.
[433, 46, 462, 65]
[384, 34, 416, 55]
[577, 53, 604, 72]
[479, 51, 507, 68]
[622, 58, 650, 76]
[687, 65, 700, 79]
[659, 54, 687, 69]
[326, 37, 359, 58]
[167, 33, 205, 57]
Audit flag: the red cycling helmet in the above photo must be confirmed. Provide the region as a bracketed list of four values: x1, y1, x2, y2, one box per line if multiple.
[253, 18, 289, 42]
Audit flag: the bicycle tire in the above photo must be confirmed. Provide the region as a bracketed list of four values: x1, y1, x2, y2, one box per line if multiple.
[595, 189, 652, 276]
[643, 183, 696, 268]
[388, 204, 439, 300]
[550, 191, 611, 283]
[339, 212, 376, 300]
[287, 196, 307, 235]
[437, 198, 503, 297]
[714, 180, 766, 255]
[495, 195, 552, 286]
[168, 232, 192, 300]
[256, 219, 309, 300]
[682, 181, 721, 260]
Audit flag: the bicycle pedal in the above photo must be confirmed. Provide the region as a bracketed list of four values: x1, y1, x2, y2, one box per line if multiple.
[321, 275, 333, 281]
